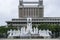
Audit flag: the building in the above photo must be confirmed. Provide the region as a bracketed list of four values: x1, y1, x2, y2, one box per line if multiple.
[6, 0, 60, 28]
[19, 0, 43, 18]
[6, 0, 60, 38]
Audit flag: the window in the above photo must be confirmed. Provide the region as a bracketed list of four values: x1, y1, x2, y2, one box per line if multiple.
[20, 1, 23, 6]
[39, 1, 43, 5]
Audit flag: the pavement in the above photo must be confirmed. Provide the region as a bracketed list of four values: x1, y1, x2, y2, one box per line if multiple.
[0, 39, 60, 40]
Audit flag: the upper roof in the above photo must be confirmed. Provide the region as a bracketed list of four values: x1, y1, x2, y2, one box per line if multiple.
[19, 0, 43, 7]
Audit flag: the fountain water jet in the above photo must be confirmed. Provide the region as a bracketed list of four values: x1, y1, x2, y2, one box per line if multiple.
[7, 18, 52, 38]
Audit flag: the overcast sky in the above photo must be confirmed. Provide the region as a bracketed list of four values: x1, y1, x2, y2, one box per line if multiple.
[0, 0, 60, 26]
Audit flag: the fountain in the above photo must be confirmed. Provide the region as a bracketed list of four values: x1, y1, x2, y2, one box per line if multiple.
[7, 18, 52, 38]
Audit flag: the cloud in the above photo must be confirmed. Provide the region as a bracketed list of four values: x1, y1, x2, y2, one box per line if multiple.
[0, 0, 19, 26]
[44, 0, 60, 17]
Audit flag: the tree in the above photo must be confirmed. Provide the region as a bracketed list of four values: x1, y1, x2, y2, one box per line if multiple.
[38, 23, 49, 30]
[32, 24, 36, 28]
[0, 26, 18, 38]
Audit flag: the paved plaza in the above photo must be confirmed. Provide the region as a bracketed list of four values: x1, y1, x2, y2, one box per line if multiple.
[0, 39, 60, 40]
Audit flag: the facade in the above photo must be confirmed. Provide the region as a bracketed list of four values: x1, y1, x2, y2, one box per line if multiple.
[6, 0, 60, 27]
[19, 0, 43, 18]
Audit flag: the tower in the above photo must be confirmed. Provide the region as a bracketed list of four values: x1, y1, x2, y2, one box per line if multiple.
[19, 0, 44, 18]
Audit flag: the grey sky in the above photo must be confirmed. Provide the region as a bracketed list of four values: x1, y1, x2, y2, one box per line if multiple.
[0, 0, 60, 26]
